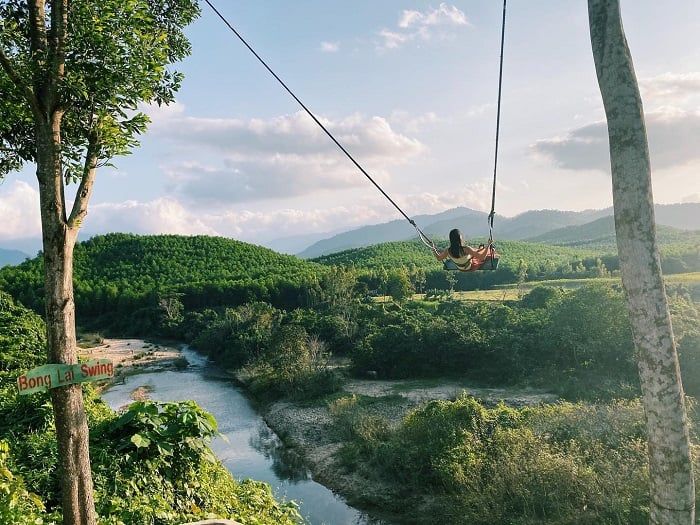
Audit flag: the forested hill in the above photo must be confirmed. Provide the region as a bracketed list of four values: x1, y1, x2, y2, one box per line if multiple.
[312, 235, 700, 290]
[0, 234, 325, 328]
[528, 216, 700, 249]
[313, 238, 601, 276]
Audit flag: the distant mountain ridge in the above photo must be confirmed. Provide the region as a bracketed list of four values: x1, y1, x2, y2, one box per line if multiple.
[297, 207, 473, 259]
[298, 202, 700, 258]
[0, 248, 29, 267]
[528, 215, 700, 249]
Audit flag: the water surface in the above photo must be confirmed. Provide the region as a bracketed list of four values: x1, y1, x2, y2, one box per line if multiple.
[103, 346, 373, 525]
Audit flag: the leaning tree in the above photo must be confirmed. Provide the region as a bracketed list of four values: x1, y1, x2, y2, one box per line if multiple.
[0, 1, 199, 523]
[588, 1, 695, 523]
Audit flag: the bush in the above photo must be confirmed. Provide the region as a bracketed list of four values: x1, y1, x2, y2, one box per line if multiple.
[343, 396, 654, 525]
[193, 302, 282, 368]
[0, 441, 57, 525]
[520, 286, 564, 309]
[90, 400, 301, 524]
[243, 326, 343, 402]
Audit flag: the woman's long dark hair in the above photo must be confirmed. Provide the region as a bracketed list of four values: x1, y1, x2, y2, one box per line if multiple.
[449, 229, 464, 258]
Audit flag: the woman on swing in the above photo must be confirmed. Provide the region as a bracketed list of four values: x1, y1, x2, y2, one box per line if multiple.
[434, 228, 492, 271]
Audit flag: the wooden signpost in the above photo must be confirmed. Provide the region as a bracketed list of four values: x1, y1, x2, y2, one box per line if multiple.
[16, 359, 114, 395]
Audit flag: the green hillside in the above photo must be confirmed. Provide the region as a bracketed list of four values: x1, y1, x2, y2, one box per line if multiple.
[529, 215, 700, 249]
[0, 233, 326, 327]
[314, 234, 700, 291]
[312, 238, 618, 291]
[314, 238, 599, 272]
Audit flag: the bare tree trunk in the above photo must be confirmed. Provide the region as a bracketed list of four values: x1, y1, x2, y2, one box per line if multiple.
[36, 116, 97, 525]
[588, 1, 695, 523]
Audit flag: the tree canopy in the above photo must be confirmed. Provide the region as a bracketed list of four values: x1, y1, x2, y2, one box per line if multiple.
[0, 0, 199, 180]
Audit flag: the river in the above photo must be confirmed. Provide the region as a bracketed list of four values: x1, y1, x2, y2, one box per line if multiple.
[102, 345, 374, 525]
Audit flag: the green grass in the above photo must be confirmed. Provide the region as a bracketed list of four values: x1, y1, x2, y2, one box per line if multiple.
[494, 272, 700, 291]
[76, 331, 104, 349]
[667, 272, 700, 284]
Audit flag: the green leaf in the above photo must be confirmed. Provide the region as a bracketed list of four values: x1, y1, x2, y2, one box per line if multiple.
[130, 433, 151, 448]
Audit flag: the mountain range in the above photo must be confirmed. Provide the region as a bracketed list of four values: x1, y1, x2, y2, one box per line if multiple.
[0, 248, 29, 268]
[297, 203, 700, 258]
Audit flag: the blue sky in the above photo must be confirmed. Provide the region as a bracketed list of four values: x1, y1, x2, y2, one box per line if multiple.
[2, 1, 699, 250]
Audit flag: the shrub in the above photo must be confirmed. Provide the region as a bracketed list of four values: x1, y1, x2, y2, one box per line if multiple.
[0, 441, 57, 525]
[194, 302, 282, 368]
[243, 326, 343, 402]
[342, 396, 655, 524]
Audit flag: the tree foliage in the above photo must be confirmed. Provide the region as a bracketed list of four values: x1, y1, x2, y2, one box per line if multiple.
[0, 0, 200, 177]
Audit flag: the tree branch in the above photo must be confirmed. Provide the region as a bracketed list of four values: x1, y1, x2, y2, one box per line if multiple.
[67, 134, 98, 229]
[27, 0, 49, 116]
[0, 46, 42, 116]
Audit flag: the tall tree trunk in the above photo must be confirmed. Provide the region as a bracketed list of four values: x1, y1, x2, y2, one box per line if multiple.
[588, 1, 695, 523]
[36, 116, 97, 525]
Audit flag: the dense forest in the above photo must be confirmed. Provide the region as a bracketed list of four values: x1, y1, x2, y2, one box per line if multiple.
[158, 272, 700, 523]
[2, 233, 700, 523]
[185, 280, 700, 402]
[0, 234, 330, 332]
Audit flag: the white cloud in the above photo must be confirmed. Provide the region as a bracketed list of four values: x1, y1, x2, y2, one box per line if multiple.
[392, 179, 511, 217]
[682, 193, 700, 204]
[531, 108, 700, 173]
[377, 29, 412, 50]
[378, 3, 469, 51]
[465, 103, 495, 118]
[320, 41, 340, 53]
[153, 110, 424, 160]
[0, 176, 508, 247]
[151, 109, 426, 205]
[86, 198, 217, 236]
[398, 4, 468, 29]
[178, 188, 472, 242]
[207, 204, 388, 242]
[641, 72, 700, 104]
[0, 181, 41, 240]
[164, 156, 373, 204]
[74, 195, 449, 244]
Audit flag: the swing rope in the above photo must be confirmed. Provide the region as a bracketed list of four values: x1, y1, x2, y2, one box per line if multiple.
[488, 0, 507, 246]
[202, 0, 437, 251]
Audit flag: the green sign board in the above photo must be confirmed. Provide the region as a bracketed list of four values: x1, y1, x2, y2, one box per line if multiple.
[17, 359, 114, 395]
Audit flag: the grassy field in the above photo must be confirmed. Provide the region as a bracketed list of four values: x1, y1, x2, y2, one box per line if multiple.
[494, 272, 700, 291]
[373, 289, 522, 303]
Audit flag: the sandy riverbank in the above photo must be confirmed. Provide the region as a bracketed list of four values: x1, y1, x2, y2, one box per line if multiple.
[81, 338, 182, 388]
